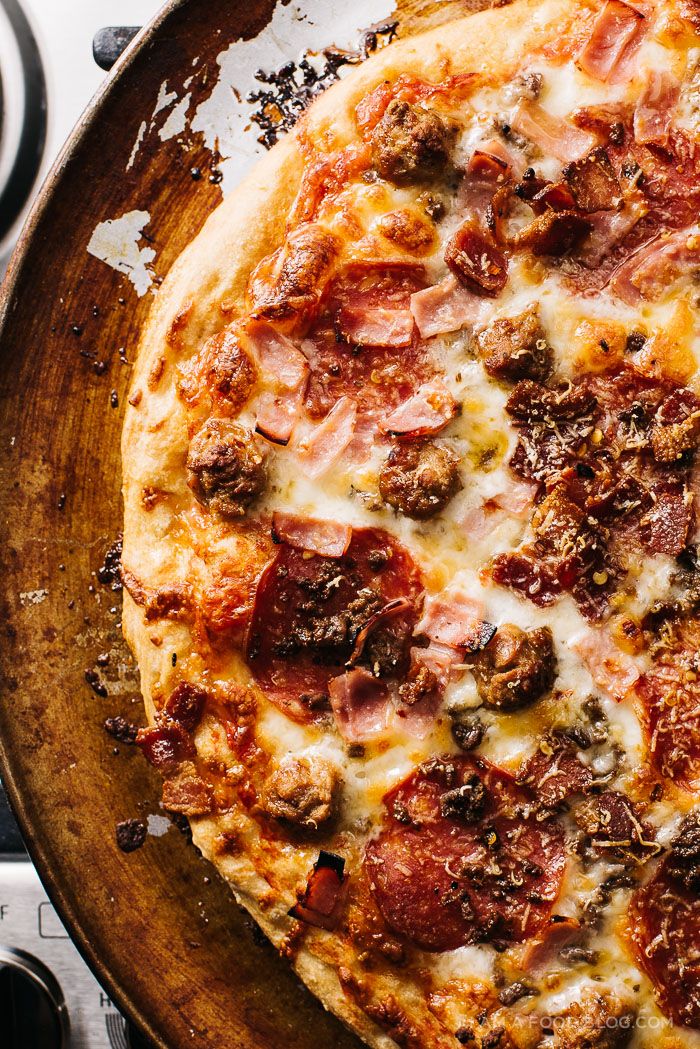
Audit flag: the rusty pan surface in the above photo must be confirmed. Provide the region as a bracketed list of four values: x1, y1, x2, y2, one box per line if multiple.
[0, 1, 494, 1045]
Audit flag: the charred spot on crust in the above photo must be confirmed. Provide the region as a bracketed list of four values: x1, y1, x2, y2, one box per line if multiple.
[475, 304, 553, 383]
[187, 419, 267, 518]
[379, 440, 461, 520]
[371, 99, 454, 185]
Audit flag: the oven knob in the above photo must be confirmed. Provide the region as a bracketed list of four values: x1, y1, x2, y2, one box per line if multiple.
[0, 946, 69, 1048]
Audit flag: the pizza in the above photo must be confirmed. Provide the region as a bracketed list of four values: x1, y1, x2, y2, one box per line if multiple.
[121, 1, 700, 1046]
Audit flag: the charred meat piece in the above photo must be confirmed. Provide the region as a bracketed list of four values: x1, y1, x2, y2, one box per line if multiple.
[532, 487, 588, 552]
[650, 409, 700, 465]
[260, 755, 340, 830]
[439, 774, 486, 822]
[563, 148, 622, 212]
[249, 224, 342, 328]
[371, 99, 454, 185]
[547, 990, 636, 1049]
[667, 810, 700, 891]
[398, 662, 439, 706]
[475, 304, 553, 383]
[511, 209, 591, 256]
[506, 379, 597, 422]
[187, 419, 267, 517]
[379, 441, 461, 520]
[468, 624, 556, 710]
[444, 223, 508, 295]
[575, 791, 659, 861]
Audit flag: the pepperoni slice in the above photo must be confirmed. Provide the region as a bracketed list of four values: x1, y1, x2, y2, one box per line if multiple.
[304, 263, 435, 421]
[629, 860, 700, 1029]
[364, 755, 566, 952]
[246, 527, 422, 722]
[636, 616, 700, 790]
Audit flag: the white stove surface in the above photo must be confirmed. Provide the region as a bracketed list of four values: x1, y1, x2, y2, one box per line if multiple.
[1, 0, 164, 266]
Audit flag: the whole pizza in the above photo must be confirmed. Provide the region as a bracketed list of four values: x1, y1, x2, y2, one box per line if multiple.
[121, 1, 700, 1045]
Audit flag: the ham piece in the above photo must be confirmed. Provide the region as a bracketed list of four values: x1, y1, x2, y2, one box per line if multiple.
[380, 380, 458, 438]
[271, 512, 352, 558]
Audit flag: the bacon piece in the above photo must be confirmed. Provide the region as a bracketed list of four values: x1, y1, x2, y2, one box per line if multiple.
[634, 71, 680, 146]
[511, 210, 592, 257]
[444, 223, 508, 295]
[380, 380, 458, 438]
[365, 755, 566, 951]
[289, 851, 349, 931]
[335, 306, 414, 348]
[571, 629, 640, 700]
[629, 860, 700, 1029]
[410, 276, 489, 338]
[329, 667, 390, 742]
[416, 592, 494, 651]
[576, 1, 646, 83]
[136, 723, 195, 771]
[563, 148, 622, 212]
[271, 512, 352, 559]
[297, 396, 357, 478]
[490, 553, 562, 608]
[511, 100, 597, 162]
[165, 682, 207, 733]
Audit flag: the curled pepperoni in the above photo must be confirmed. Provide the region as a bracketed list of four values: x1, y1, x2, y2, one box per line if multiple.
[304, 263, 435, 422]
[246, 527, 422, 723]
[364, 755, 566, 952]
[629, 859, 700, 1029]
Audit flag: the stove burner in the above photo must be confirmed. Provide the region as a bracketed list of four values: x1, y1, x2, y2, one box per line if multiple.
[0, 0, 47, 250]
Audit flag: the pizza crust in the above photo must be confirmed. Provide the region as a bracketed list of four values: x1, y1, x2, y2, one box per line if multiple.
[119, 1, 668, 1046]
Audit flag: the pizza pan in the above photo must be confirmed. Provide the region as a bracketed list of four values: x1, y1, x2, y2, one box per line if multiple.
[0, 1, 493, 1045]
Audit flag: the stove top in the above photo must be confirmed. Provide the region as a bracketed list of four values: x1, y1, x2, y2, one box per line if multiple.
[1, 6, 164, 1043]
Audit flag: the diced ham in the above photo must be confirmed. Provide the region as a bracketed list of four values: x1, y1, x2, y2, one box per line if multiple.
[335, 306, 414, 348]
[520, 917, 582, 973]
[511, 100, 597, 163]
[610, 228, 700, 305]
[410, 276, 488, 338]
[380, 380, 458, 438]
[576, 201, 645, 268]
[576, 0, 646, 83]
[416, 591, 495, 651]
[247, 321, 309, 390]
[328, 668, 390, 742]
[571, 629, 640, 700]
[296, 396, 357, 478]
[634, 70, 680, 146]
[248, 321, 310, 445]
[255, 388, 305, 446]
[491, 478, 539, 517]
[271, 512, 352, 558]
[460, 503, 504, 540]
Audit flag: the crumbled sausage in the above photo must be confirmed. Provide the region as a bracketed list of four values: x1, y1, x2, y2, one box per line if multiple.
[451, 715, 486, 752]
[375, 208, 436, 255]
[398, 663, 438, 706]
[563, 148, 622, 212]
[440, 774, 486, 822]
[510, 209, 591, 256]
[667, 809, 700, 891]
[259, 755, 340, 830]
[506, 379, 597, 422]
[575, 791, 659, 861]
[371, 99, 454, 185]
[379, 441, 461, 519]
[467, 624, 556, 710]
[547, 990, 636, 1049]
[187, 419, 267, 517]
[475, 304, 553, 383]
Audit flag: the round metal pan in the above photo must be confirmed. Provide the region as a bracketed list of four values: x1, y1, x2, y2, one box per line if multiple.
[0, 1, 492, 1045]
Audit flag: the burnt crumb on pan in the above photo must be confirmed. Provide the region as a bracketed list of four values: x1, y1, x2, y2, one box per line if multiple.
[97, 534, 123, 591]
[110, 390, 119, 408]
[57, 492, 66, 511]
[247, 21, 398, 148]
[84, 668, 108, 698]
[104, 716, 138, 744]
[115, 818, 147, 853]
